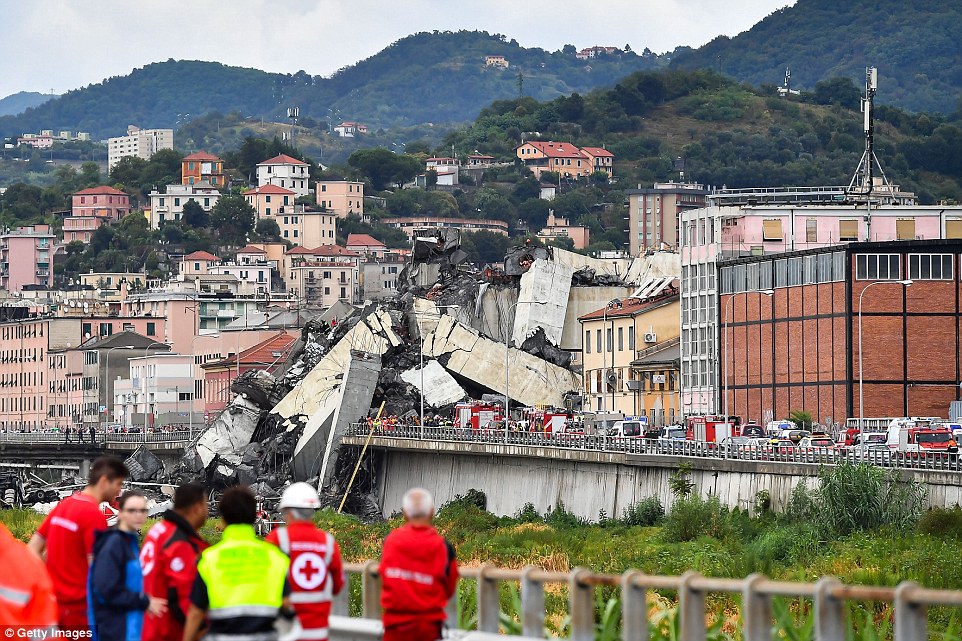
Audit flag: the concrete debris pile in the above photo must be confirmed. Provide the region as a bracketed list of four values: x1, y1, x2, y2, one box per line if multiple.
[169, 232, 679, 521]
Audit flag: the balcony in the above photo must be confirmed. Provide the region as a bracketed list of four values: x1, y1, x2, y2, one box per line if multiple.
[216, 310, 237, 318]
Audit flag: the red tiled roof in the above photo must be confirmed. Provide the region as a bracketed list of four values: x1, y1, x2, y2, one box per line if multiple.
[581, 147, 614, 157]
[182, 250, 220, 261]
[243, 184, 295, 195]
[206, 332, 296, 369]
[286, 246, 315, 255]
[74, 186, 128, 196]
[346, 233, 386, 248]
[311, 245, 360, 257]
[518, 141, 585, 158]
[238, 245, 267, 254]
[258, 154, 308, 166]
[579, 293, 679, 321]
[182, 151, 220, 161]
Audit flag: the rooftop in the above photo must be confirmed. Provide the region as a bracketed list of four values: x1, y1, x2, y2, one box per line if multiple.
[258, 154, 308, 166]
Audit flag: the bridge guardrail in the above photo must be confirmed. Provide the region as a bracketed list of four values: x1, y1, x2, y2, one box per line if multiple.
[345, 424, 962, 472]
[0, 430, 199, 446]
[332, 562, 962, 641]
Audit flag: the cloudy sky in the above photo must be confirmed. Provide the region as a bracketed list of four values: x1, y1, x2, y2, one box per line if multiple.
[1, 0, 794, 99]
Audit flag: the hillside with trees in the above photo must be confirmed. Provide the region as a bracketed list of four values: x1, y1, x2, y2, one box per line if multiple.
[669, 0, 962, 114]
[0, 32, 664, 140]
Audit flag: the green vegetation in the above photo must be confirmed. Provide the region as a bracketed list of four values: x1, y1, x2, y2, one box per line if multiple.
[5, 464, 961, 638]
[669, 0, 962, 114]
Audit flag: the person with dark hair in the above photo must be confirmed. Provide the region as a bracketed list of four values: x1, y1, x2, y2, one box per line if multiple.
[183, 486, 291, 641]
[142, 483, 210, 641]
[88, 491, 168, 641]
[29, 455, 130, 631]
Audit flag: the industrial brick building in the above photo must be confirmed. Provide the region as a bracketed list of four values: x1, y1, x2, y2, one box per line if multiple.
[718, 239, 962, 425]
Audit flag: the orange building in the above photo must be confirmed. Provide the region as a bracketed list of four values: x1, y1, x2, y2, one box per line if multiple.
[181, 151, 226, 187]
[515, 141, 614, 180]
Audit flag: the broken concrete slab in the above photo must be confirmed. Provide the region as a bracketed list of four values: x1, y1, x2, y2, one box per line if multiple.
[273, 308, 400, 421]
[513, 258, 572, 348]
[193, 395, 263, 468]
[125, 446, 164, 482]
[400, 359, 467, 408]
[561, 286, 636, 352]
[423, 315, 581, 408]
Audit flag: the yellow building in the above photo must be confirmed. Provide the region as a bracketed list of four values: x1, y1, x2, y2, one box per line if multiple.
[579, 287, 680, 424]
[316, 180, 364, 218]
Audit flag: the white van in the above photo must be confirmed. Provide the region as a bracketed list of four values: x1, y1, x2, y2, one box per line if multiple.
[610, 417, 649, 437]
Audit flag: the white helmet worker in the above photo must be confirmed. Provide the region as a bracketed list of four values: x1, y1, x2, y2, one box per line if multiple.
[279, 482, 321, 510]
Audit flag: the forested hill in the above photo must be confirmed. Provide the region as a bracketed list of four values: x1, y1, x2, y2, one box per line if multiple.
[669, 0, 962, 114]
[0, 92, 56, 117]
[0, 31, 665, 139]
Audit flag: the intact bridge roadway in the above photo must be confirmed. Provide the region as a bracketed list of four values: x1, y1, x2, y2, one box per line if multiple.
[0, 430, 197, 472]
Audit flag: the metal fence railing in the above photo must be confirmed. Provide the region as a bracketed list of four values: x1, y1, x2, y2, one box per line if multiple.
[0, 430, 198, 446]
[331, 562, 962, 641]
[345, 424, 962, 473]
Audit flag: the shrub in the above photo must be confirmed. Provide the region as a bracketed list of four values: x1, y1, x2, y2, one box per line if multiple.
[544, 501, 588, 528]
[515, 502, 540, 523]
[816, 463, 926, 535]
[917, 505, 962, 538]
[662, 495, 731, 542]
[621, 497, 665, 527]
[668, 463, 695, 498]
[784, 480, 818, 523]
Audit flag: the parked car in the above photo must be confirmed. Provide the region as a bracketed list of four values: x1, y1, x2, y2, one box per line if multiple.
[849, 443, 892, 463]
[770, 438, 797, 455]
[718, 436, 754, 456]
[797, 435, 837, 451]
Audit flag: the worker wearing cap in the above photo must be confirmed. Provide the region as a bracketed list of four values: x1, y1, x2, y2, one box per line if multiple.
[266, 483, 345, 641]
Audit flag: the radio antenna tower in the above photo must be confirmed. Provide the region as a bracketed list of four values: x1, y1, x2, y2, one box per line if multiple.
[847, 67, 893, 199]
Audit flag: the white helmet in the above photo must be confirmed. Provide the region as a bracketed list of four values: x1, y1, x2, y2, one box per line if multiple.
[279, 482, 321, 510]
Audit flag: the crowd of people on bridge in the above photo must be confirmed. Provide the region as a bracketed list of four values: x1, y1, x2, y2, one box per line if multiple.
[2, 455, 458, 641]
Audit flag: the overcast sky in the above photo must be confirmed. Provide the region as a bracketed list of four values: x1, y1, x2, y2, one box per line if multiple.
[1, 0, 794, 99]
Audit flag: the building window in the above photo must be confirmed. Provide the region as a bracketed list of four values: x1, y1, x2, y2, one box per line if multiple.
[596, 329, 601, 353]
[628, 326, 635, 350]
[908, 254, 953, 280]
[762, 219, 783, 241]
[946, 219, 962, 239]
[896, 218, 916, 240]
[806, 218, 817, 243]
[855, 254, 901, 280]
[617, 327, 624, 351]
[585, 331, 591, 354]
[839, 219, 859, 241]
[146, 322, 156, 336]
[606, 328, 613, 352]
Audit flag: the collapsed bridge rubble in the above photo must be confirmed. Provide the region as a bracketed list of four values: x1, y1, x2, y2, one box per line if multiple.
[144, 232, 681, 520]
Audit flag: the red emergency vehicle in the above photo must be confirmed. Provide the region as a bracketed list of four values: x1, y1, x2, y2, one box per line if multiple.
[685, 415, 738, 442]
[454, 401, 503, 431]
[521, 407, 570, 433]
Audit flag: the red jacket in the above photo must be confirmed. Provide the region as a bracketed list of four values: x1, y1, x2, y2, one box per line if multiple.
[266, 522, 345, 635]
[140, 510, 209, 641]
[379, 524, 458, 627]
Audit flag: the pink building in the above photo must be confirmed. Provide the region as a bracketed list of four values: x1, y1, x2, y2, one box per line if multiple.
[537, 212, 590, 249]
[62, 216, 106, 244]
[71, 186, 131, 221]
[180, 250, 221, 276]
[286, 245, 361, 306]
[346, 233, 388, 258]
[0, 316, 169, 432]
[0, 225, 54, 291]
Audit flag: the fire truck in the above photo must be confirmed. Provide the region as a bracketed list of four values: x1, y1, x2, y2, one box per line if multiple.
[520, 407, 570, 433]
[886, 417, 959, 458]
[454, 401, 504, 431]
[685, 415, 738, 442]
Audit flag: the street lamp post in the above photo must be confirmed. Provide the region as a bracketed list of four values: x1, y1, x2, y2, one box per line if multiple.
[415, 305, 459, 438]
[858, 279, 912, 445]
[142, 341, 171, 436]
[723, 289, 774, 437]
[601, 299, 622, 414]
[504, 300, 549, 440]
[190, 332, 220, 436]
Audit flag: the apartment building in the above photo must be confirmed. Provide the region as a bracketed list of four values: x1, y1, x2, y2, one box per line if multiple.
[286, 246, 360, 307]
[0, 225, 54, 291]
[147, 182, 220, 229]
[181, 151, 226, 187]
[107, 125, 173, 169]
[315, 180, 364, 218]
[679, 187, 962, 416]
[626, 182, 709, 255]
[257, 154, 311, 197]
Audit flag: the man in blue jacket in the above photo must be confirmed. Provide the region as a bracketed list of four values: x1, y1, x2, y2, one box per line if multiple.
[88, 491, 167, 641]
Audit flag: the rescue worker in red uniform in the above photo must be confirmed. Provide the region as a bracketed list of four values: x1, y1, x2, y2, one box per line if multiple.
[0, 521, 58, 630]
[266, 482, 345, 641]
[141, 483, 210, 641]
[379, 488, 459, 641]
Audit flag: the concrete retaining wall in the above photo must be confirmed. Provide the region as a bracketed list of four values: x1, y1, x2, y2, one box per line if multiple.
[351, 439, 962, 519]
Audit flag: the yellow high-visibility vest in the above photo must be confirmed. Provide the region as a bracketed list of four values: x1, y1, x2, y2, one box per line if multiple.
[198, 524, 290, 621]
